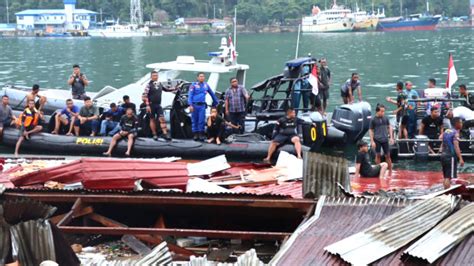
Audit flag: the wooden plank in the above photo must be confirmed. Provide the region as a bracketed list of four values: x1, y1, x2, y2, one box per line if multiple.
[57, 198, 82, 226]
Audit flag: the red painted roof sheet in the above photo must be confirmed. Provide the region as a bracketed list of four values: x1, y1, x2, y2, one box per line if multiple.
[231, 182, 303, 199]
[9, 159, 190, 191]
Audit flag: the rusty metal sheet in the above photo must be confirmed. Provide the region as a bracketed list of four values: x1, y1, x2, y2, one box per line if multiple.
[324, 195, 459, 265]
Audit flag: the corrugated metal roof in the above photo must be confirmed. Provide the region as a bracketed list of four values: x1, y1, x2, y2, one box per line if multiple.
[324, 195, 458, 265]
[273, 196, 473, 265]
[273, 197, 411, 265]
[403, 203, 474, 263]
[2, 187, 295, 200]
[230, 182, 303, 198]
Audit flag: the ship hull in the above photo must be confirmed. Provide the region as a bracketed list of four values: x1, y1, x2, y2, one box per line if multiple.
[377, 17, 440, 32]
[302, 19, 354, 33]
[353, 18, 379, 31]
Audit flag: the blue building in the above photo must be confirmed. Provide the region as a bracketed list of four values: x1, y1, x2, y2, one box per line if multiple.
[15, 0, 97, 31]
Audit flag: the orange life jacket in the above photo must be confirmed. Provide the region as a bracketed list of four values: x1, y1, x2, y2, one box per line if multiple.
[17, 108, 39, 128]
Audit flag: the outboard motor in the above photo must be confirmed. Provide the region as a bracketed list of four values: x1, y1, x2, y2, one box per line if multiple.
[299, 112, 327, 152]
[413, 135, 429, 161]
[331, 101, 372, 143]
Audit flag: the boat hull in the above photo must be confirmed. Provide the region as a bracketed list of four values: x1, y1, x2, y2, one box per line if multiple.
[377, 17, 440, 31]
[302, 19, 354, 33]
[88, 30, 148, 38]
[353, 18, 379, 31]
[3, 128, 306, 160]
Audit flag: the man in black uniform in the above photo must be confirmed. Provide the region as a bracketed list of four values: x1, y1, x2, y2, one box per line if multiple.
[103, 108, 139, 157]
[420, 106, 444, 139]
[68, 64, 89, 100]
[420, 106, 444, 154]
[263, 108, 302, 162]
[144, 71, 173, 140]
[121, 95, 137, 114]
[459, 84, 474, 111]
[355, 140, 388, 179]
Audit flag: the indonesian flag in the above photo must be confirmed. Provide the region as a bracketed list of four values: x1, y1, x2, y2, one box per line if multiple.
[308, 65, 319, 95]
[446, 53, 458, 90]
[228, 36, 237, 63]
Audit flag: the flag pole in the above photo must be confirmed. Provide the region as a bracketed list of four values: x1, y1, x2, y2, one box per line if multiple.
[295, 24, 301, 59]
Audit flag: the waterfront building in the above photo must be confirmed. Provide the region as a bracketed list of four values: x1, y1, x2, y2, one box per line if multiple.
[15, 0, 97, 31]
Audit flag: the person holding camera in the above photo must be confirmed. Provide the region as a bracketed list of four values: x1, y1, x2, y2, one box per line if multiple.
[68, 64, 89, 100]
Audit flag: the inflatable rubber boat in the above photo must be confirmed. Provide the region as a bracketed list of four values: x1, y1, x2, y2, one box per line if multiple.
[2, 128, 307, 160]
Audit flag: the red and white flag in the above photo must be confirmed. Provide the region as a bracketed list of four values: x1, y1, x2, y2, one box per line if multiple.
[445, 53, 458, 90]
[228, 36, 237, 63]
[308, 65, 319, 95]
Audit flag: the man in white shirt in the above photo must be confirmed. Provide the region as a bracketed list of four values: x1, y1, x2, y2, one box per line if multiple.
[447, 106, 474, 132]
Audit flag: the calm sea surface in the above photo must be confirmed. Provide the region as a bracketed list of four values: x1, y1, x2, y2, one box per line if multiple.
[0, 29, 473, 168]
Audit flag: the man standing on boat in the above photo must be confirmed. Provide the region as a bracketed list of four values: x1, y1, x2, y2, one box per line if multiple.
[188, 73, 219, 141]
[369, 104, 394, 176]
[403, 81, 419, 138]
[340, 73, 362, 104]
[68, 64, 89, 100]
[459, 84, 474, 110]
[318, 58, 331, 113]
[439, 118, 464, 189]
[144, 71, 173, 141]
[225, 77, 249, 134]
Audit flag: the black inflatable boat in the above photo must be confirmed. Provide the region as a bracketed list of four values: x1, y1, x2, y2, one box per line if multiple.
[3, 128, 307, 160]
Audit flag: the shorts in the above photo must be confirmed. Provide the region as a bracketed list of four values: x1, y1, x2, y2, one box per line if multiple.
[273, 134, 297, 144]
[0, 119, 12, 129]
[319, 88, 329, 101]
[441, 155, 457, 179]
[20, 124, 37, 135]
[311, 93, 322, 109]
[362, 165, 381, 178]
[375, 140, 390, 156]
[149, 104, 164, 119]
[72, 93, 87, 100]
[400, 115, 409, 126]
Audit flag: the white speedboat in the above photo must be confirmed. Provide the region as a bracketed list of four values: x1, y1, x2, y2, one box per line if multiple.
[88, 24, 150, 38]
[1, 37, 249, 119]
[302, 3, 354, 33]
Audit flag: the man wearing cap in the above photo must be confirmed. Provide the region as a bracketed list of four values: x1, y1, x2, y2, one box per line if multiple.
[68, 64, 89, 100]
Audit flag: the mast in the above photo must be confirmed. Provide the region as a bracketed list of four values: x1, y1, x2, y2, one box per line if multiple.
[399, 0, 403, 17]
[233, 7, 237, 49]
[130, 0, 143, 25]
[5, 0, 9, 23]
[295, 24, 301, 59]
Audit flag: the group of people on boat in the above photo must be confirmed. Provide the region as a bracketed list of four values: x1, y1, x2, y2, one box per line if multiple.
[354, 78, 473, 188]
[7, 64, 266, 156]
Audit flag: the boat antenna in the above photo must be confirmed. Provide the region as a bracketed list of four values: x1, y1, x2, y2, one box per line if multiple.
[233, 7, 237, 50]
[295, 24, 301, 59]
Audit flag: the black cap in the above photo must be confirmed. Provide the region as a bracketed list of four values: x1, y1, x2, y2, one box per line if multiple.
[73, 64, 80, 68]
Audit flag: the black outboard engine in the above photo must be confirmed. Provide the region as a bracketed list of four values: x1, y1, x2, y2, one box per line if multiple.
[413, 135, 429, 161]
[331, 102, 372, 143]
[299, 112, 327, 152]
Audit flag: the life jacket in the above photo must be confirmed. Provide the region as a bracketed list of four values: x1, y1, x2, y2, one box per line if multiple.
[18, 108, 39, 127]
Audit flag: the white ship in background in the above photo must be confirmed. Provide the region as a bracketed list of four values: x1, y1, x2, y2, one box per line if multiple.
[88, 0, 152, 37]
[88, 23, 150, 37]
[302, 2, 355, 33]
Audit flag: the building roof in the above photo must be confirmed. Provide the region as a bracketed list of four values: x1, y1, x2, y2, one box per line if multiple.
[272, 196, 474, 265]
[15, 9, 97, 16]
